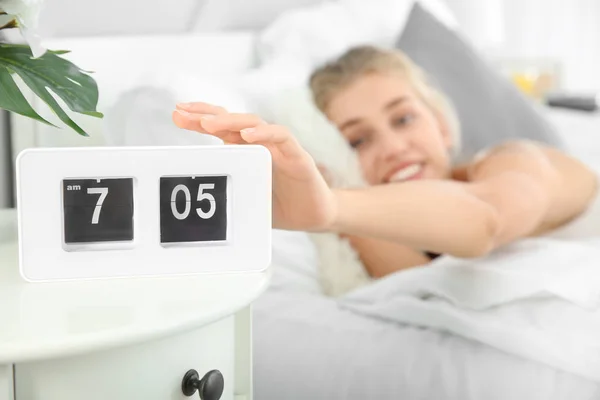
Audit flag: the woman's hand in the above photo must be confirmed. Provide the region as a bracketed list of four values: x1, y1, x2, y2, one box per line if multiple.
[172, 102, 337, 231]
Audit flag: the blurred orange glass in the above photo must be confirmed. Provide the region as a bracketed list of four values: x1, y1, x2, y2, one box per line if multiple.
[495, 58, 562, 101]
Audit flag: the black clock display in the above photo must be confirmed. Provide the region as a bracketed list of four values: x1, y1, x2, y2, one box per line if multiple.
[159, 176, 227, 243]
[62, 178, 134, 244]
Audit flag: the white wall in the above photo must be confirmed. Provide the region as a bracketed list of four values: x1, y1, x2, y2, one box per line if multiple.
[16, 0, 600, 91]
[445, 0, 600, 92]
[502, 0, 600, 92]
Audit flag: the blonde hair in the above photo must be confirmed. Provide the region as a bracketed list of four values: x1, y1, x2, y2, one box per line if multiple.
[309, 45, 461, 154]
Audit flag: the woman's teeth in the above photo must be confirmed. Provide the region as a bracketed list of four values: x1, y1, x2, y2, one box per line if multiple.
[389, 164, 422, 182]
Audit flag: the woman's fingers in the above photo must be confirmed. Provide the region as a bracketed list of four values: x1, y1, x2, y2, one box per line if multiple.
[173, 110, 239, 143]
[173, 101, 229, 134]
[173, 110, 266, 137]
[200, 113, 266, 133]
[220, 131, 247, 144]
[172, 109, 302, 154]
[176, 102, 227, 115]
[172, 109, 210, 133]
[240, 124, 303, 158]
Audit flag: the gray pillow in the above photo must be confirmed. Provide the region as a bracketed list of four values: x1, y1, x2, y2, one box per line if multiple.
[397, 3, 564, 162]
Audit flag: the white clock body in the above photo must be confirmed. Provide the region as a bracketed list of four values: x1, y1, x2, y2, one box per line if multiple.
[16, 146, 272, 282]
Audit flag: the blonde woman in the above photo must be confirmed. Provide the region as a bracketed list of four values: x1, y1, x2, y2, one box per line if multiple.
[172, 46, 598, 278]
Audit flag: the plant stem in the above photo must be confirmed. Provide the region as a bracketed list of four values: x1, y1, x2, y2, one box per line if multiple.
[0, 20, 17, 30]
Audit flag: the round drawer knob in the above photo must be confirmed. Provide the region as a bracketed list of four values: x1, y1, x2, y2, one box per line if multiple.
[181, 369, 224, 400]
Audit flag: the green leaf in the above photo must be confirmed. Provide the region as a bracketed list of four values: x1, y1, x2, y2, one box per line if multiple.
[0, 44, 103, 136]
[0, 65, 55, 126]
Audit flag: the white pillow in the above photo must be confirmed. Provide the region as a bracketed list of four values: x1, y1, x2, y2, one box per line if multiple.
[241, 64, 372, 295]
[270, 86, 365, 188]
[259, 84, 372, 296]
[103, 73, 248, 147]
[256, 0, 458, 68]
[244, 0, 459, 183]
[270, 230, 323, 295]
[271, 229, 373, 297]
[102, 86, 220, 147]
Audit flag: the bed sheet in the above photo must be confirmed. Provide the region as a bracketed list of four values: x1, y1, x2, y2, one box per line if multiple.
[253, 290, 600, 400]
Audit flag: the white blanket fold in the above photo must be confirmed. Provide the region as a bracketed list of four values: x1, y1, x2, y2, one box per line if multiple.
[340, 238, 600, 382]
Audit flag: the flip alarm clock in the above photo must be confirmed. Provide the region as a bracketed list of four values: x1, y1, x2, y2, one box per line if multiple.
[16, 146, 272, 282]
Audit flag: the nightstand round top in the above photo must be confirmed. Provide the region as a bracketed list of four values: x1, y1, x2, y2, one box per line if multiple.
[0, 211, 270, 363]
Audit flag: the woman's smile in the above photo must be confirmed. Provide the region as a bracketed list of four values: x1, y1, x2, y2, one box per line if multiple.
[384, 162, 425, 183]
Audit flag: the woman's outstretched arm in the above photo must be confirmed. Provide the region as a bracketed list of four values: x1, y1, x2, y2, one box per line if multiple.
[173, 104, 597, 259]
[332, 179, 503, 258]
[332, 141, 596, 258]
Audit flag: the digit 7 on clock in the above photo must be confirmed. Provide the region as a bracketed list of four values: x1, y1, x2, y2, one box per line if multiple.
[62, 178, 134, 244]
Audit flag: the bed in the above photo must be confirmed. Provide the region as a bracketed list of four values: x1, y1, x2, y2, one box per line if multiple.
[8, 1, 600, 399]
[252, 106, 600, 400]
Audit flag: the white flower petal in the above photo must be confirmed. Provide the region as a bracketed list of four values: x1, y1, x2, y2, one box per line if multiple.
[1, 0, 44, 18]
[0, 0, 46, 57]
[20, 25, 45, 57]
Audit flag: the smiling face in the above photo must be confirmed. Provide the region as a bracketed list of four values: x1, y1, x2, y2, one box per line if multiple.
[325, 72, 454, 185]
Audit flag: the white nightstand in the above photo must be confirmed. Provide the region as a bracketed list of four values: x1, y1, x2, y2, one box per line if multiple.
[0, 210, 270, 400]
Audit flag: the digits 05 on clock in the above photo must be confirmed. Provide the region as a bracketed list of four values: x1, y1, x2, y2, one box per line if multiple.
[159, 175, 228, 244]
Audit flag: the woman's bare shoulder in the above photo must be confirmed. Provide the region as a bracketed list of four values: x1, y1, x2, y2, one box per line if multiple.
[451, 140, 583, 181]
[454, 139, 598, 234]
[476, 139, 595, 182]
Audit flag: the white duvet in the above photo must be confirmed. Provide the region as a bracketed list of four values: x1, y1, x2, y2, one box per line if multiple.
[341, 237, 600, 383]
[255, 232, 600, 400]
[255, 217, 600, 399]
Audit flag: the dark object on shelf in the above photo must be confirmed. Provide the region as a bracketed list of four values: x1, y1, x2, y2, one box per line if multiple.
[546, 93, 599, 112]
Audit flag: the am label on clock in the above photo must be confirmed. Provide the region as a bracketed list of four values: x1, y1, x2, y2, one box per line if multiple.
[159, 175, 228, 244]
[62, 178, 134, 244]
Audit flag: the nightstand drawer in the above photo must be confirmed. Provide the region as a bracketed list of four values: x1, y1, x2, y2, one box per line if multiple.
[14, 316, 235, 400]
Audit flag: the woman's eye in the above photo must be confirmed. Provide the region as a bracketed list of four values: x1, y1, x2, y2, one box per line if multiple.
[349, 137, 365, 149]
[348, 131, 371, 149]
[392, 114, 414, 127]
